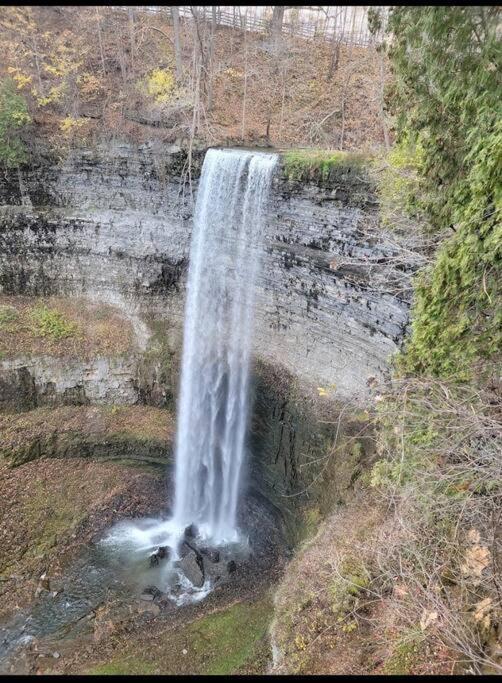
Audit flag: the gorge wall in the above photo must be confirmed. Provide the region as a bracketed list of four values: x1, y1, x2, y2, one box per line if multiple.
[0, 142, 411, 402]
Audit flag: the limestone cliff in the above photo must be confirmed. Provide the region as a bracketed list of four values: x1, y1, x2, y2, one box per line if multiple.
[0, 142, 411, 401]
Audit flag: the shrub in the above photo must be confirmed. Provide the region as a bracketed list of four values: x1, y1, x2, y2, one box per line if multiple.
[146, 68, 175, 104]
[370, 378, 501, 673]
[385, 7, 501, 380]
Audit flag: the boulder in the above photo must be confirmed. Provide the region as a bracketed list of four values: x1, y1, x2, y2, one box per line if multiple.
[142, 585, 164, 600]
[178, 550, 205, 588]
[179, 540, 196, 558]
[149, 545, 170, 567]
[184, 524, 198, 539]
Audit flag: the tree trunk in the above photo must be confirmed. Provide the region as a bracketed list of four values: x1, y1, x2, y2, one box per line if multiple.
[171, 6, 183, 82]
[271, 5, 285, 44]
[378, 49, 390, 151]
[128, 7, 135, 74]
[206, 6, 217, 111]
[96, 8, 106, 76]
[327, 40, 340, 79]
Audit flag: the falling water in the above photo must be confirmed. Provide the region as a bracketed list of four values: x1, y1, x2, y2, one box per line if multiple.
[97, 149, 276, 601]
[173, 148, 277, 543]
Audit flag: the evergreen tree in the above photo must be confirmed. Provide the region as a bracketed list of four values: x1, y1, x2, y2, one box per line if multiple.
[0, 77, 31, 167]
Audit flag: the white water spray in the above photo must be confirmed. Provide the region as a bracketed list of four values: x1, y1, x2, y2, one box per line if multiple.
[173, 148, 277, 543]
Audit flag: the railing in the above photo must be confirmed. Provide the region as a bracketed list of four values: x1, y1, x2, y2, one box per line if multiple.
[115, 6, 388, 49]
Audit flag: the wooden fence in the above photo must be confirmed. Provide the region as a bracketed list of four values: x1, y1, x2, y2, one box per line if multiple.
[116, 6, 388, 49]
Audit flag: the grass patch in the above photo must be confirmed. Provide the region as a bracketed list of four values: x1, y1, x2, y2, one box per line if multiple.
[30, 304, 79, 340]
[0, 304, 19, 327]
[0, 295, 137, 359]
[282, 148, 368, 184]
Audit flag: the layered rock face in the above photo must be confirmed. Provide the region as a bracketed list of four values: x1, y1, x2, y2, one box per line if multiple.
[0, 142, 410, 399]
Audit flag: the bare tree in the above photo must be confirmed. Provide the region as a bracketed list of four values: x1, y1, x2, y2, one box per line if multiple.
[171, 5, 183, 83]
[95, 7, 106, 76]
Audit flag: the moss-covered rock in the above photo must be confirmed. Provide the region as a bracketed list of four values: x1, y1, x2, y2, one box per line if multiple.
[279, 149, 375, 206]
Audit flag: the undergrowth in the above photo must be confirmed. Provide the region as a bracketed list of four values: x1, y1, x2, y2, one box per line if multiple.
[30, 304, 79, 340]
[370, 377, 502, 673]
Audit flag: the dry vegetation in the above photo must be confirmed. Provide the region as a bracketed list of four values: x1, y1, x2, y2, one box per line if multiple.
[271, 492, 457, 675]
[0, 295, 136, 359]
[272, 378, 502, 675]
[0, 6, 389, 154]
[0, 404, 174, 465]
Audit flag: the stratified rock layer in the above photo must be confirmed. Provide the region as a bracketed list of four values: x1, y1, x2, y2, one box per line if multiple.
[0, 142, 410, 400]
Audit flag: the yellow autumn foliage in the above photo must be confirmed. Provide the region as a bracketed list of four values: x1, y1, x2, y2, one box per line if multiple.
[146, 68, 175, 104]
[59, 116, 87, 136]
[7, 67, 32, 90]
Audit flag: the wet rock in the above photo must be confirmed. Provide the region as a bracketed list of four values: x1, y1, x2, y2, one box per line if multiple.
[34, 573, 51, 598]
[39, 572, 50, 591]
[170, 582, 184, 597]
[178, 550, 205, 588]
[149, 545, 170, 567]
[142, 585, 164, 600]
[184, 524, 198, 539]
[200, 547, 220, 563]
[178, 540, 193, 559]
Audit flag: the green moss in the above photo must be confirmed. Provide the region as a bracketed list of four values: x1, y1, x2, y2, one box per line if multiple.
[0, 304, 18, 327]
[21, 478, 87, 559]
[328, 557, 369, 616]
[281, 148, 369, 186]
[84, 597, 273, 676]
[187, 598, 273, 675]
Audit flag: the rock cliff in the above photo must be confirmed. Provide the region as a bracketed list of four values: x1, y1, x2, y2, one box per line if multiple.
[0, 142, 411, 401]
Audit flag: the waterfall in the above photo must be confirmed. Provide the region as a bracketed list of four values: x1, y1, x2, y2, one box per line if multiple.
[173, 148, 277, 543]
